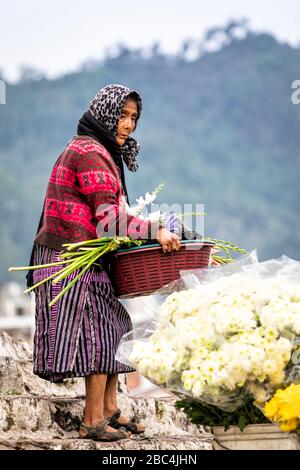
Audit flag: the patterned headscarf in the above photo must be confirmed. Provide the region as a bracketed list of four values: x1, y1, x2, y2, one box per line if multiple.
[89, 84, 142, 172]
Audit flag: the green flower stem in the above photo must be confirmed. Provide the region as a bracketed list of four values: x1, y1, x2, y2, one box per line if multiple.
[207, 238, 247, 252]
[8, 258, 73, 272]
[9, 248, 104, 295]
[212, 255, 234, 264]
[51, 250, 96, 284]
[206, 237, 248, 259]
[63, 238, 110, 251]
[51, 258, 90, 282]
[24, 269, 67, 294]
[49, 250, 105, 307]
[74, 247, 103, 251]
[51, 244, 112, 285]
[176, 212, 207, 217]
[60, 251, 88, 258]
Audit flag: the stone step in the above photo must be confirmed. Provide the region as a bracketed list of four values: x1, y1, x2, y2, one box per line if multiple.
[0, 394, 212, 443]
[0, 435, 212, 450]
[0, 357, 85, 397]
[0, 331, 213, 450]
[0, 330, 32, 361]
[0, 330, 85, 397]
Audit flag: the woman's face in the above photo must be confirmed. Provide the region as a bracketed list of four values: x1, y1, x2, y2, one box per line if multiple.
[116, 98, 138, 146]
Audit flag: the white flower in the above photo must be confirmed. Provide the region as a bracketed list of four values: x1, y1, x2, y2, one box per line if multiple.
[144, 192, 157, 204]
[127, 271, 298, 408]
[147, 210, 162, 222]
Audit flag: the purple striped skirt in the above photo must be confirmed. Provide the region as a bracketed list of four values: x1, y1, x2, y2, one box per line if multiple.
[32, 244, 134, 382]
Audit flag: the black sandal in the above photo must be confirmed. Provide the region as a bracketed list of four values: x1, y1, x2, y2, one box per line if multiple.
[108, 409, 145, 434]
[79, 418, 131, 441]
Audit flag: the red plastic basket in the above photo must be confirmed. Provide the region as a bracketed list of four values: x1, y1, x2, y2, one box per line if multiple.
[108, 240, 214, 298]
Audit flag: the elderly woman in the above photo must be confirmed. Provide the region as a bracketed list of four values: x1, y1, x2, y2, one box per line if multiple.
[27, 84, 180, 441]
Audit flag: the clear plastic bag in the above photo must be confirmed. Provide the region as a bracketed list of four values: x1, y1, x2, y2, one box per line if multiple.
[117, 254, 300, 412]
[180, 249, 259, 288]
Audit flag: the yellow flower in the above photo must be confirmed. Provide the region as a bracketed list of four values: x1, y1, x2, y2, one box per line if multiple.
[264, 397, 280, 420]
[280, 419, 298, 432]
[263, 385, 300, 432]
[279, 385, 300, 417]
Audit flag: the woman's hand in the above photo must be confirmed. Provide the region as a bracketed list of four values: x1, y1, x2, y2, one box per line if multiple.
[156, 227, 181, 253]
[209, 248, 222, 267]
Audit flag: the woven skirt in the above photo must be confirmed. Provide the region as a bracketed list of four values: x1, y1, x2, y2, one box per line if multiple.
[32, 244, 135, 382]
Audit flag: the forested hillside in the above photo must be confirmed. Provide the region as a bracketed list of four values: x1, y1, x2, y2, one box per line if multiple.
[1, 28, 300, 283]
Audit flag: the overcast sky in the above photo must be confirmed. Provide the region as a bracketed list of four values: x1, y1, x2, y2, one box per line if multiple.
[0, 0, 299, 82]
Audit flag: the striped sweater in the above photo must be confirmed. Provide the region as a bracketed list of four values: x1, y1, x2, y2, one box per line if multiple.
[35, 136, 159, 250]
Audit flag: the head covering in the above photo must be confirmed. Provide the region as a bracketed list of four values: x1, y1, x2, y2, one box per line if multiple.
[78, 84, 142, 173]
[89, 84, 142, 136]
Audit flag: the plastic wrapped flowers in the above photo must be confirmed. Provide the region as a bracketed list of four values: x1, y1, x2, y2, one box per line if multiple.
[118, 255, 300, 417]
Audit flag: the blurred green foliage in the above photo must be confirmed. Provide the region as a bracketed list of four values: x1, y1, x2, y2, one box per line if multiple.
[1, 30, 300, 284]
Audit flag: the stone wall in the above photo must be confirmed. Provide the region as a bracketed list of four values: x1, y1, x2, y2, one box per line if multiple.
[0, 331, 213, 450]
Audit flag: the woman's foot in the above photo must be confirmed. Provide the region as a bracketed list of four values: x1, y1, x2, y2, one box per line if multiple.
[78, 419, 131, 441]
[105, 409, 146, 434]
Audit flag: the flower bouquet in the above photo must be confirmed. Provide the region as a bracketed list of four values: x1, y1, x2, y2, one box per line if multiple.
[9, 183, 245, 306]
[117, 255, 300, 446]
